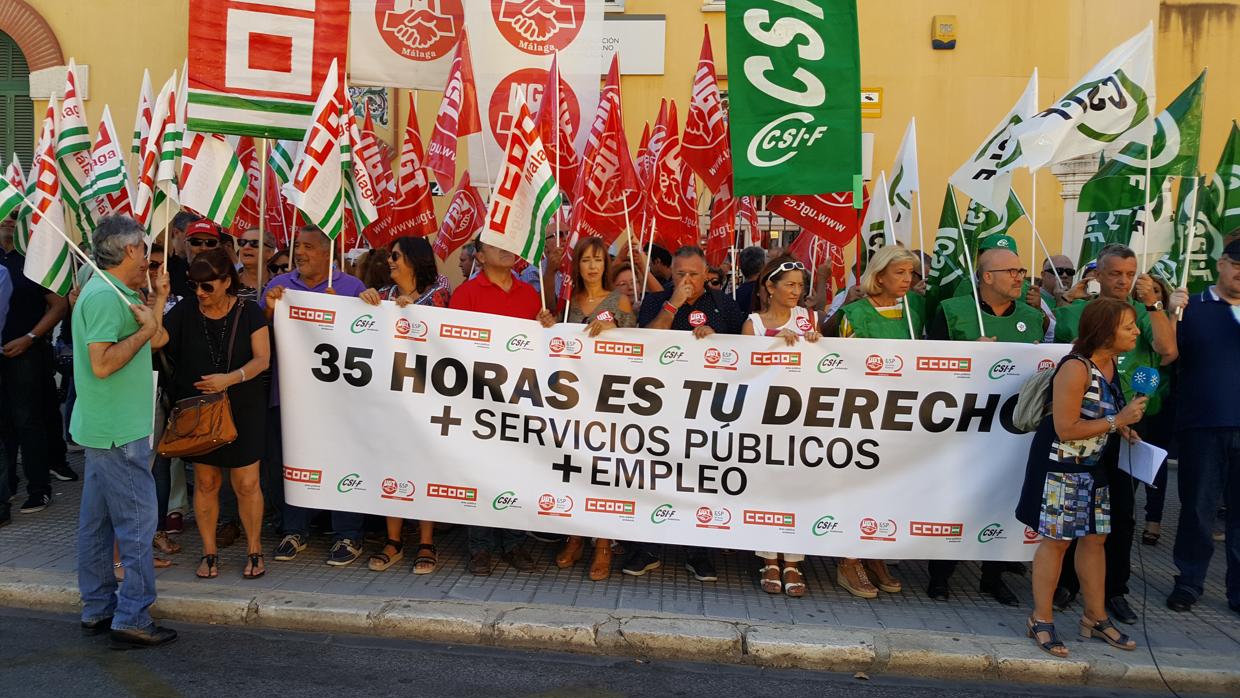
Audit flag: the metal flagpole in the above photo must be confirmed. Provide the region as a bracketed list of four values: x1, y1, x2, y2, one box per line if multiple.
[257, 138, 269, 293]
[1012, 190, 1061, 295]
[876, 171, 918, 339]
[328, 232, 336, 291]
[950, 186, 988, 336]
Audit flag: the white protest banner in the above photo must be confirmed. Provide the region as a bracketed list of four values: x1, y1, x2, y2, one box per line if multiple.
[349, 0, 464, 90]
[463, 0, 603, 187]
[275, 291, 1067, 561]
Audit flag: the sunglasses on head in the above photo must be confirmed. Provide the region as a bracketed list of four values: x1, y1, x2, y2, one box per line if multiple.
[188, 237, 219, 248]
[236, 238, 260, 248]
[187, 278, 223, 294]
[765, 260, 806, 282]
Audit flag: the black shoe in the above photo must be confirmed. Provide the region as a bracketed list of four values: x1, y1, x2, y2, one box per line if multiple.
[18, 494, 51, 514]
[1002, 561, 1027, 576]
[526, 531, 564, 544]
[979, 577, 1019, 606]
[110, 624, 178, 649]
[621, 550, 662, 577]
[1052, 586, 1076, 611]
[1229, 601, 1240, 616]
[926, 579, 950, 601]
[1166, 588, 1196, 613]
[502, 546, 538, 572]
[0, 513, 9, 529]
[685, 554, 718, 582]
[81, 617, 113, 636]
[1106, 595, 1138, 624]
[49, 462, 79, 482]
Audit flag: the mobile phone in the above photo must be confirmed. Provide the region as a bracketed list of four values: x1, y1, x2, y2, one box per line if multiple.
[1086, 279, 1101, 297]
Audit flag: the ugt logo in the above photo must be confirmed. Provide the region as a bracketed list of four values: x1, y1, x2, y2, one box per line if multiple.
[376, 0, 462, 59]
[493, 0, 585, 55]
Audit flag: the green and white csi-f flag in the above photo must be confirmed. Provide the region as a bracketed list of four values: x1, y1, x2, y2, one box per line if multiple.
[963, 191, 1024, 253]
[887, 117, 919, 247]
[924, 185, 969, 318]
[1150, 176, 1213, 290]
[26, 104, 74, 296]
[1013, 24, 1155, 171]
[1078, 71, 1205, 212]
[55, 58, 93, 238]
[1207, 121, 1240, 244]
[480, 92, 562, 266]
[859, 170, 893, 259]
[283, 60, 345, 239]
[950, 70, 1038, 214]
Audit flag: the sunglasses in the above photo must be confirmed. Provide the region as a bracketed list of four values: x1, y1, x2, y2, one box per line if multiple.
[268, 262, 291, 274]
[236, 239, 260, 248]
[188, 237, 219, 248]
[764, 260, 806, 282]
[187, 278, 224, 294]
[1046, 266, 1075, 277]
[147, 260, 163, 271]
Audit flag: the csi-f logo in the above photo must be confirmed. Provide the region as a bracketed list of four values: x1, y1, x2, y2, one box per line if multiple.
[817, 353, 845, 373]
[289, 306, 336, 325]
[989, 358, 1018, 380]
[977, 523, 1006, 543]
[547, 336, 584, 358]
[537, 493, 574, 517]
[492, 491, 520, 510]
[506, 333, 533, 352]
[351, 314, 378, 334]
[394, 317, 428, 341]
[1038, 70, 1151, 144]
[650, 503, 678, 524]
[703, 347, 739, 370]
[659, 345, 687, 365]
[812, 515, 842, 536]
[337, 473, 364, 493]
[695, 506, 732, 530]
[380, 477, 415, 501]
[864, 354, 903, 376]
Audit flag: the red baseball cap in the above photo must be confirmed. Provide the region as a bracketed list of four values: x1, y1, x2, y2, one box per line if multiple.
[185, 219, 221, 238]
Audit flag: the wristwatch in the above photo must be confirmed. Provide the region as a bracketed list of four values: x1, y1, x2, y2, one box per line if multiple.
[25, 332, 38, 341]
[1106, 415, 1117, 434]
[1145, 300, 1164, 312]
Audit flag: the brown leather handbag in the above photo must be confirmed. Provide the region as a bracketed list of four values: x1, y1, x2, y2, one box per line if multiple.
[157, 301, 242, 458]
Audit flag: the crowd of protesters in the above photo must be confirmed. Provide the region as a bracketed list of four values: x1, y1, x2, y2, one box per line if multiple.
[2, 209, 1237, 652]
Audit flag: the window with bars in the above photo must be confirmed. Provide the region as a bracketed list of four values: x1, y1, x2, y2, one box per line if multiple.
[1, 31, 35, 173]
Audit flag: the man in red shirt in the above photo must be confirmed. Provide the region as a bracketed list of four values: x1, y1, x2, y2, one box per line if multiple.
[449, 238, 542, 574]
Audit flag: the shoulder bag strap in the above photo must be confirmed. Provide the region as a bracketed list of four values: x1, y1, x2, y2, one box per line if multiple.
[224, 299, 244, 372]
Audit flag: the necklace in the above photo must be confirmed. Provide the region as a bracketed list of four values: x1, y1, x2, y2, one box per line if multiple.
[200, 298, 237, 371]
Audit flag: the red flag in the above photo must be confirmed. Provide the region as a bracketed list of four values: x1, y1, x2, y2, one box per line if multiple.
[535, 54, 580, 200]
[682, 173, 699, 243]
[428, 30, 480, 188]
[393, 93, 438, 239]
[788, 229, 829, 269]
[828, 242, 847, 293]
[650, 101, 695, 251]
[634, 122, 651, 187]
[572, 100, 639, 245]
[264, 169, 295, 248]
[581, 53, 622, 171]
[683, 26, 732, 196]
[767, 192, 866, 248]
[356, 108, 398, 248]
[739, 195, 763, 247]
[706, 194, 737, 267]
[432, 173, 485, 261]
[229, 136, 261, 236]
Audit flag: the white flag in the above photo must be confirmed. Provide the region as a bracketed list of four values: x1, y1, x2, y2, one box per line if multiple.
[860, 171, 894, 254]
[283, 59, 345, 239]
[133, 72, 177, 229]
[480, 92, 561, 266]
[26, 103, 74, 296]
[950, 70, 1038, 214]
[132, 69, 154, 157]
[81, 106, 134, 221]
[887, 117, 918, 247]
[1013, 25, 1155, 171]
[180, 133, 249, 229]
[348, 0, 462, 90]
[55, 58, 92, 237]
[268, 140, 301, 185]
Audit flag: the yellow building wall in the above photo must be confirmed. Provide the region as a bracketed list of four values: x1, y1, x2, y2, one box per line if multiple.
[15, 0, 1240, 259]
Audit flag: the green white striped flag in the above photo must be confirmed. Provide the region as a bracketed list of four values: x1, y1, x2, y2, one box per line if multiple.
[283, 59, 345, 239]
[132, 69, 153, 156]
[341, 94, 378, 236]
[268, 140, 300, 185]
[55, 58, 93, 238]
[81, 106, 134, 219]
[180, 132, 249, 229]
[25, 103, 74, 296]
[479, 92, 562, 266]
[0, 175, 22, 221]
[16, 99, 57, 255]
[1078, 72, 1205, 212]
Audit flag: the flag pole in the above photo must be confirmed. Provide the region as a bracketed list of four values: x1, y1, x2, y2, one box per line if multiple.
[257, 138, 268, 294]
[914, 188, 926, 278]
[639, 218, 657, 303]
[1030, 170, 1039, 281]
[876, 171, 918, 338]
[329, 232, 336, 290]
[31, 204, 129, 303]
[554, 50, 562, 246]
[1012, 190, 1061, 294]
[949, 186, 988, 335]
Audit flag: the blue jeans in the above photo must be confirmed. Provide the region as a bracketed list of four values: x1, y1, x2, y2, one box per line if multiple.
[1172, 428, 1240, 606]
[77, 438, 159, 631]
[467, 527, 525, 555]
[281, 502, 362, 543]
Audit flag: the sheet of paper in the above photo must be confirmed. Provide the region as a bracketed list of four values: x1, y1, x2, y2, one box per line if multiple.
[1119, 439, 1168, 486]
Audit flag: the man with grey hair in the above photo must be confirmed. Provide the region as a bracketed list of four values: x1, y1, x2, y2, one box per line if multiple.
[72, 215, 176, 648]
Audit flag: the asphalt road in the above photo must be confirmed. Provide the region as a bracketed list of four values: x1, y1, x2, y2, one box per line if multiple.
[0, 607, 1175, 698]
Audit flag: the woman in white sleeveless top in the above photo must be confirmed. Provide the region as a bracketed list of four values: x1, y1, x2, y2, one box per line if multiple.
[741, 256, 820, 597]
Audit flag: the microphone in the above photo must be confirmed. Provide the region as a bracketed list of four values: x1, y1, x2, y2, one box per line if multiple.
[1131, 366, 1160, 397]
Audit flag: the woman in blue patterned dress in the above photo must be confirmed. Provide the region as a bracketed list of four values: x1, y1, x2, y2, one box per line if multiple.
[1016, 298, 1147, 658]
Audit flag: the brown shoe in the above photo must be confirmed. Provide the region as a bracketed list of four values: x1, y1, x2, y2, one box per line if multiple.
[468, 550, 494, 576]
[153, 531, 181, 555]
[216, 521, 240, 548]
[503, 546, 538, 572]
[555, 536, 585, 569]
[836, 558, 878, 599]
[863, 559, 902, 593]
[588, 540, 612, 581]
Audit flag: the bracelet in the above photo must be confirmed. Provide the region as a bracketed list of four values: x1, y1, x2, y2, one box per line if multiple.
[1106, 415, 1117, 434]
[662, 302, 678, 316]
[238, 367, 247, 383]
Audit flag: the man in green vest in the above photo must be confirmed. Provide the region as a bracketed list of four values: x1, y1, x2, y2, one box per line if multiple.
[925, 244, 1046, 605]
[1050, 243, 1187, 624]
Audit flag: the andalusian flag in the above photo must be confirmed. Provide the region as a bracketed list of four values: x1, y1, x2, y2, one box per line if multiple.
[1079, 72, 1205, 212]
[56, 58, 93, 236]
[479, 92, 561, 266]
[180, 133, 249, 229]
[268, 140, 300, 185]
[26, 104, 74, 296]
[0, 176, 22, 221]
[283, 59, 345, 239]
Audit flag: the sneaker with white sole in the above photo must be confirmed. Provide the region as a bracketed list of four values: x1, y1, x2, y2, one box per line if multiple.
[49, 462, 79, 482]
[19, 494, 51, 513]
[273, 534, 307, 561]
[326, 538, 362, 566]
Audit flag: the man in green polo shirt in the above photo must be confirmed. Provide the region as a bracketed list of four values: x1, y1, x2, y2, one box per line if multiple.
[71, 215, 177, 649]
[1050, 242, 1187, 625]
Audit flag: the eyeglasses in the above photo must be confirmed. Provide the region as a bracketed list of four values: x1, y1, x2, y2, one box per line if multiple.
[1045, 266, 1075, 277]
[188, 237, 219, 248]
[987, 268, 1029, 279]
[764, 260, 805, 282]
[236, 239, 260, 248]
[267, 262, 290, 274]
[187, 279, 222, 294]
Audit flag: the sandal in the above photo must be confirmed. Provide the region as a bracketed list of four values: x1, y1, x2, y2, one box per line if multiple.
[759, 564, 782, 594]
[153, 531, 181, 555]
[243, 553, 266, 579]
[413, 543, 437, 575]
[368, 539, 404, 572]
[1027, 616, 1069, 658]
[782, 566, 806, 598]
[1141, 529, 1161, 546]
[196, 554, 219, 579]
[1079, 616, 1136, 651]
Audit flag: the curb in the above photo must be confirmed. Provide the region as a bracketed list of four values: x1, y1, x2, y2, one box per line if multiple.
[2, 567, 1236, 694]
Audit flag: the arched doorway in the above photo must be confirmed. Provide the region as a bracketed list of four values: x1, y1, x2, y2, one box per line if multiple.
[0, 30, 33, 171]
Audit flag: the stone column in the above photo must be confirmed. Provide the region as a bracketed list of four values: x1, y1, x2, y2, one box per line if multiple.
[1050, 154, 1102, 263]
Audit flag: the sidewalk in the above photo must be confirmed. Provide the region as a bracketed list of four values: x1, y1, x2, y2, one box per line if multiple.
[3, 453, 1238, 693]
